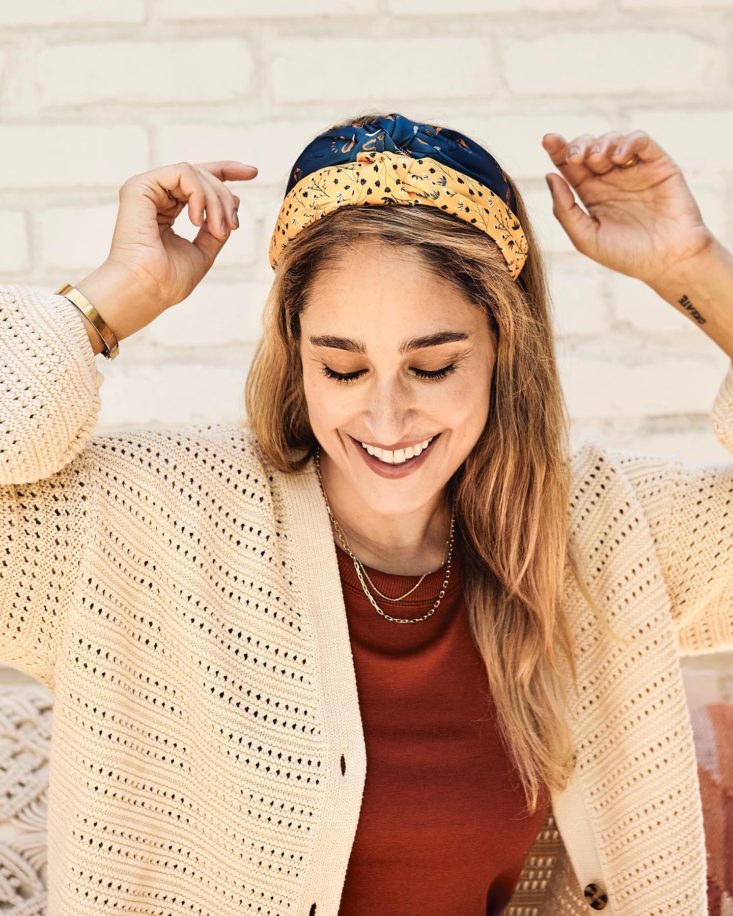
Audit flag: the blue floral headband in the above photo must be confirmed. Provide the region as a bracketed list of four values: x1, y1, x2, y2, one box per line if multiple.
[269, 112, 528, 279]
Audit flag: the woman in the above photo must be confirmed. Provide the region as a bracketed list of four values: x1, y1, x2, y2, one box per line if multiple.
[1, 112, 731, 915]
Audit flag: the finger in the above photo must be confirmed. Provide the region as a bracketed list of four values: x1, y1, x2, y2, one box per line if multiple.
[545, 172, 597, 256]
[195, 160, 258, 183]
[150, 161, 253, 232]
[194, 166, 241, 233]
[542, 133, 598, 187]
[151, 162, 210, 230]
[194, 162, 252, 220]
[584, 131, 627, 174]
[194, 167, 233, 240]
[609, 130, 668, 166]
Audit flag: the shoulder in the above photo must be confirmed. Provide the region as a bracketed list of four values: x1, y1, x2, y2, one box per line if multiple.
[568, 436, 682, 530]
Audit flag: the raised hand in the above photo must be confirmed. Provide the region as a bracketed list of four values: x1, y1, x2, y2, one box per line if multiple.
[541, 131, 715, 287]
[109, 160, 258, 310]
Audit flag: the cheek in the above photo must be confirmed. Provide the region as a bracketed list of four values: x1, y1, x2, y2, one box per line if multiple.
[302, 371, 344, 430]
[444, 374, 491, 438]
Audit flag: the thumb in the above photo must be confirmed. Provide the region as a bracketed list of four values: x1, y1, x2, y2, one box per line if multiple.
[192, 222, 229, 264]
[545, 173, 597, 256]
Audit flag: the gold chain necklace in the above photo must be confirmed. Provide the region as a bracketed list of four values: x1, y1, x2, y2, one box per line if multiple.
[313, 445, 456, 624]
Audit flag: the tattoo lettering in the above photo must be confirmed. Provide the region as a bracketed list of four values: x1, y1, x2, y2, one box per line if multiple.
[677, 294, 706, 325]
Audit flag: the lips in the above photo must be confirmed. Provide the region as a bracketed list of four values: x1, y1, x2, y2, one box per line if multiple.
[349, 432, 440, 478]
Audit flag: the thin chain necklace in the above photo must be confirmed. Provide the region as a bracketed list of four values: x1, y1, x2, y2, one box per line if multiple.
[313, 445, 456, 624]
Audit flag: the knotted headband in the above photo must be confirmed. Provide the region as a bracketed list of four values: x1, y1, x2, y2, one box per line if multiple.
[268, 112, 529, 280]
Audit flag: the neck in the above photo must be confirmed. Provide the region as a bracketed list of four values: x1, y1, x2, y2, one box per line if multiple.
[316, 448, 453, 576]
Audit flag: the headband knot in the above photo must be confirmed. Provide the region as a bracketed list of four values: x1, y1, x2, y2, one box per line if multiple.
[270, 113, 528, 280]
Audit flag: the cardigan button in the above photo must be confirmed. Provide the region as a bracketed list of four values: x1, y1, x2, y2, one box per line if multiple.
[583, 882, 608, 909]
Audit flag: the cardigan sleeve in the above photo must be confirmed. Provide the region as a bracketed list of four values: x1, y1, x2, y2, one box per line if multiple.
[0, 285, 104, 689]
[612, 358, 733, 656]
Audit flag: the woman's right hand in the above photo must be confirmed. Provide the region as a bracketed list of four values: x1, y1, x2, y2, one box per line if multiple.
[74, 160, 258, 345]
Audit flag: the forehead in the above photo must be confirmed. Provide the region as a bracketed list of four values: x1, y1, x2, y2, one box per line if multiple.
[301, 244, 484, 335]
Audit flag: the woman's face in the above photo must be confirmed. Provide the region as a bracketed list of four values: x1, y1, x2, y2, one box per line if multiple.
[299, 241, 496, 517]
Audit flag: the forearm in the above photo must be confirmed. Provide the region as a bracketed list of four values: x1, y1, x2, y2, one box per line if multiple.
[647, 236, 733, 360]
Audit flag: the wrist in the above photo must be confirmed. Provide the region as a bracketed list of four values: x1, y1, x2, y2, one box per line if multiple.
[646, 233, 733, 360]
[645, 229, 721, 304]
[73, 260, 156, 345]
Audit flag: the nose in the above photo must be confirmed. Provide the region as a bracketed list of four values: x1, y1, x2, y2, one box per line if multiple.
[363, 375, 417, 446]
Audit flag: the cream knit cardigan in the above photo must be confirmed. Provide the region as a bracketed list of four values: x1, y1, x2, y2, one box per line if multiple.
[1, 284, 732, 916]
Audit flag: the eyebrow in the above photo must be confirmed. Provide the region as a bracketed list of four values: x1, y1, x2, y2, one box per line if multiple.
[308, 330, 470, 355]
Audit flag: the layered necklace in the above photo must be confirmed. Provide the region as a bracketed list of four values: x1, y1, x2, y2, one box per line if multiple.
[313, 446, 456, 624]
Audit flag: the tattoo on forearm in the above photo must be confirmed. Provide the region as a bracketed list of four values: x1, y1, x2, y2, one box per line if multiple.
[677, 294, 706, 325]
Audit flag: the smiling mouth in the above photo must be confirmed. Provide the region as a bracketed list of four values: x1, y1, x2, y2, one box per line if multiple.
[350, 433, 441, 465]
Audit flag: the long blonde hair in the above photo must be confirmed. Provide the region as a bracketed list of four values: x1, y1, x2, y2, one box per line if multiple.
[245, 112, 625, 815]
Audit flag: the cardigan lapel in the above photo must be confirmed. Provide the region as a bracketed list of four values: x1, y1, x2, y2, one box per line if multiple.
[277, 455, 369, 916]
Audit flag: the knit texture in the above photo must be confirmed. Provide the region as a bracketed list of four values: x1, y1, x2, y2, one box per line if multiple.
[1, 284, 732, 914]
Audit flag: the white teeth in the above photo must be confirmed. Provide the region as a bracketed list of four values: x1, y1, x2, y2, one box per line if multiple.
[360, 436, 435, 465]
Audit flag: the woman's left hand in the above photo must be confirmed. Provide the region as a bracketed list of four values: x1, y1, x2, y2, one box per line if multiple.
[541, 130, 715, 287]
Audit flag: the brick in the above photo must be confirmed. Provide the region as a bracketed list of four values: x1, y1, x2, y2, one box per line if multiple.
[560, 352, 727, 418]
[158, 0, 377, 18]
[157, 118, 328, 191]
[388, 0, 597, 10]
[0, 1, 144, 25]
[95, 363, 251, 427]
[546, 258, 610, 337]
[625, 109, 733, 174]
[141, 281, 270, 348]
[40, 204, 118, 273]
[0, 125, 147, 188]
[0, 211, 29, 274]
[504, 31, 724, 95]
[37, 39, 253, 106]
[271, 38, 498, 103]
[609, 271, 698, 335]
[609, 271, 699, 339]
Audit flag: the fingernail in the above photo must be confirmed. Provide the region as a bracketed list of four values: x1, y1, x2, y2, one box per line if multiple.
[232, 209, 239, 228]
[614, 146, 625, 156]
[568, 146, 580, 158]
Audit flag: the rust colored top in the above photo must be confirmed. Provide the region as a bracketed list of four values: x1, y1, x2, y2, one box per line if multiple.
[336, 536, 550, 915]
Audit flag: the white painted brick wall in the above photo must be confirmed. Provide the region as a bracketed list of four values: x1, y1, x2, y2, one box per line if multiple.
[504, 31, 726, 96]
[37, 39, 254, 106]
[270, 39, 499, 103]
[1, 5, 731, 678]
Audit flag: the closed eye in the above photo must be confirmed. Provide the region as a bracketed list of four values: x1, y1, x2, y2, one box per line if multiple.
[320, 364, 458, 383]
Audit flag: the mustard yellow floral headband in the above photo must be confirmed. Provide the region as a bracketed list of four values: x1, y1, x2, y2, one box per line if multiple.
[269, 113, 529, 280]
